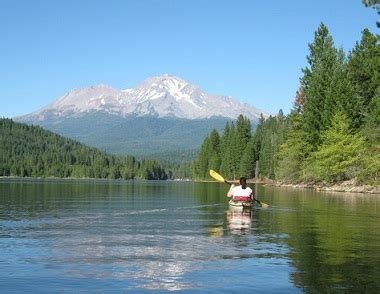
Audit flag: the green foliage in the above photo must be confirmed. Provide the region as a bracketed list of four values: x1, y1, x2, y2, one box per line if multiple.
[230, 115, 252, 178]
[359, 145, 380, 185]
[239, 139, 256, 178]
[301, 23, 354, 146]
[219, 122, 234, 177]
[255, 113, 288, 179]
[193, 113, 287, 180]
[137, 159, 168, 180]
[193, 116, 254, 180]
[0, 119, 168, 180]
[362, 0, 380, 27]
[194, 24, 379, 186]
[275, 113, 312, 182]
[283, 24, 379, 185]
[22, 112, 230, 157]
[192, 129, 221, 179]
[303, 112, 366, 182]
[360, 89, 380, 144]
[347, 29, 380, 121]
[359, 93, 380, 185]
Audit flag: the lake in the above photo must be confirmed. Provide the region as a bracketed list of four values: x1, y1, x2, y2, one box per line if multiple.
[0, 179, 379, 293]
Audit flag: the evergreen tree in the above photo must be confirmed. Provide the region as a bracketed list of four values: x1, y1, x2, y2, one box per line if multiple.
[192, 129, 221, 179]
[252, 114, 265, 163]
[193, 24, 379, 185]
[230, 115, 251, 179]
[347, 29, 380, 114]
[362, 0, 380, 27]
[359, 91, 380, 185]
[219, 122, 232, 177]
[301, 23, 345, 146]
[361, 90, 380, 143]
[252, 113, 289, 179]
[275, 113, 312, 182]
[192, 137, 210, 179]
[303, 111, 366, 182]
[257, 117, 276, 178]
[208, 129, 221, 171]
[220, 122, 236, 179]
[0, 118, 168, 180]
[239, 138, 256, 178]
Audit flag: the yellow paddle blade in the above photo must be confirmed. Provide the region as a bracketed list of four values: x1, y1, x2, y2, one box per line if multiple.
[260, 202, 270, 208]
[254, 199, 269, 208]
[209, 169, 225, 183]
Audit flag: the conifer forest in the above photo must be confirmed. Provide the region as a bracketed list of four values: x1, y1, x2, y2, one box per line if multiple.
[193, 24, 379, 185]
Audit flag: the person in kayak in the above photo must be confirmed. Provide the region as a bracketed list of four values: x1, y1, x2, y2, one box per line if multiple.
[227, 177, 253, 202]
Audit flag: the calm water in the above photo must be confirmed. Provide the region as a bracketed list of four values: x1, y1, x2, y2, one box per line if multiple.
[0, 179, 379, 293]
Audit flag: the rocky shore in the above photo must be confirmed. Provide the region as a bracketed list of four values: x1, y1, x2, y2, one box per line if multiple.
[256, 178, 380, 194]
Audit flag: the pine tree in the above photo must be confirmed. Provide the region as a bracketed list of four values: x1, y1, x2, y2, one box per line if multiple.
[220, 122, 236, 179]
[258, 119, 276, 178]
[362, 0, 380, 27]
[303, 111, 366, 182]
[192, 137, 210, 179]
[192, 24, 379, 185]
[361, 90, 380, 143]
[0, 118, 168, 180]
[301, 23, 343, 146]
[230, 115, 251, 179]
[219, 122, 232, 177]
[208, 129, 221, 172]
[192, 129, 221, 179]
[239, 138, 256, 178]
[275, 113, 311, 182]
[359, 90, 380, 185]
[347, 29, 380, 115]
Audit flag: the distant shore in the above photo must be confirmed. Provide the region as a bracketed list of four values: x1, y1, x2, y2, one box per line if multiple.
[1, 176, 379, 194]
[190, 178, 380, 194]
[252, 178, 380, 194]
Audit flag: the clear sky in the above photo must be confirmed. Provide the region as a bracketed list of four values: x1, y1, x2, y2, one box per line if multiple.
[0, 0, 378, 117]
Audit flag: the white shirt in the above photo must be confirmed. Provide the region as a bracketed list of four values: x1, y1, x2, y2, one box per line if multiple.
[229, 185, 253, 199]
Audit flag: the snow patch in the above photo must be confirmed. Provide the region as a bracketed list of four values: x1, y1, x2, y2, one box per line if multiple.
[21, 74, 267, 121]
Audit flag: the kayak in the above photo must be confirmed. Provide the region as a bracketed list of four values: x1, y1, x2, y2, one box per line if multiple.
[229, 199, 253, 208]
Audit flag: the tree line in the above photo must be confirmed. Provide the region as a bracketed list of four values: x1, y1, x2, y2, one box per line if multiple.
[193, 24, 379, 185]
[0, 118, 168, 180]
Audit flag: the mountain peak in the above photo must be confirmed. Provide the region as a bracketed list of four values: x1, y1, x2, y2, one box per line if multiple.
[137, 74, 190, 91]
[17, 74, 267, 121]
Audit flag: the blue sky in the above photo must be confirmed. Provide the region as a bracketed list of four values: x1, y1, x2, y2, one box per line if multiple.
[0, 0, 378, 117]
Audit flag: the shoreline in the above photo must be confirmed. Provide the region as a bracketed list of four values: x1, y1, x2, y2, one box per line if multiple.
[253, 178, 380, 194]
[1, 176, 379, 194]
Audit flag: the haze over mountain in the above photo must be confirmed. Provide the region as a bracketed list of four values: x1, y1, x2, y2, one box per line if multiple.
[16, 74, 267, 159]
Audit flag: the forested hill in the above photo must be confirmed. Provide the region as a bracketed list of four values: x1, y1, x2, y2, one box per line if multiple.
[193, 24, 379, 186]
[0, 118, 167, 180]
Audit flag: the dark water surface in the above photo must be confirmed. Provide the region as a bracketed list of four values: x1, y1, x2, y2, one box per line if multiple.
[0, 179, 379, 293]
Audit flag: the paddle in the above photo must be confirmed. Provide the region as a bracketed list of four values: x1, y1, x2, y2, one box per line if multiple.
[209, 169, 269, 208]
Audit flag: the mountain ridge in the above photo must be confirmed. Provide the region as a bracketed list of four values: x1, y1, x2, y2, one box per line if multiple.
[19, 112, 233, 157]
[15, 74, 264, 159]
[17, 74, 267, 122]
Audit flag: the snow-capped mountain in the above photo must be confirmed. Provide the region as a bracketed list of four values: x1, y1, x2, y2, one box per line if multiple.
[15, 75, 268, 157]
[18, 74, 266, 121]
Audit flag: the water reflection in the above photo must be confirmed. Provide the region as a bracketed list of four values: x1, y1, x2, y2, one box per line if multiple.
[226, 207, 252, 235]
[41, 214, 199, 291]
[1, 179, 379, 293]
